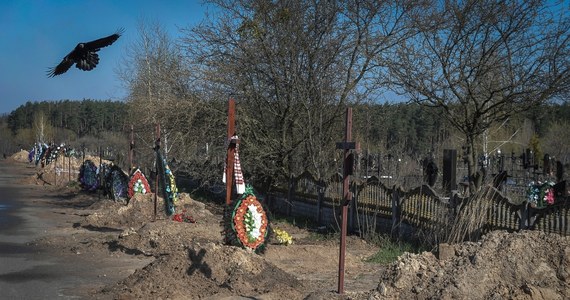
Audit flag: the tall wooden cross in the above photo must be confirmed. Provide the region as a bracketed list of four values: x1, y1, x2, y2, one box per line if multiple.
[225, 98, 239, 206]
[129, 124, 134, 171]
[336, 107, 357, 294]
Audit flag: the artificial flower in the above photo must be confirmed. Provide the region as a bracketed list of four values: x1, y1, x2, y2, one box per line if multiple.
[128, 169, 151, 198]
[527, 180, 556, 208]
[232, 193, 268, 250]
[273, 228, 293, 245]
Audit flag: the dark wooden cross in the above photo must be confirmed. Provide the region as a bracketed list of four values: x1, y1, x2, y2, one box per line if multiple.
[336, 107, 358, 294]
[129, 124, 134, 171]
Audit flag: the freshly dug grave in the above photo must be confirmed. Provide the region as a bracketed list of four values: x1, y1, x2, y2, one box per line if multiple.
[81, 193, 380, 299]
[371, 230, 570, 300]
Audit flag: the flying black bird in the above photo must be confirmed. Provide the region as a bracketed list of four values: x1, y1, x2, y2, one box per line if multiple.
[47, 28, 124, 77]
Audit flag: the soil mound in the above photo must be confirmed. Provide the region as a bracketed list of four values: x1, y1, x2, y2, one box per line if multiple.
[103, 242, 304, 300]
[18, 154, 115, 186]
[10, 150, 30, 162]
[372, 230, 570, 300]
[77, 191, 306, 299]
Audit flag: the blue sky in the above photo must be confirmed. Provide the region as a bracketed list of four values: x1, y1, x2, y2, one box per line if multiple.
[0, 0, 211, 115]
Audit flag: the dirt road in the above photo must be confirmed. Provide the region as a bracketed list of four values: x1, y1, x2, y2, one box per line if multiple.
[0, 160, 151, 299]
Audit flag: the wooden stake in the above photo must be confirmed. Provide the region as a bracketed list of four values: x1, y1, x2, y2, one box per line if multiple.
[129, 124, 134, 171]
[154, 123, 160, 221]
[98, 146, 102, 200]
[68, 154, 71, 183]
[54, 153, 57, 186]
[225, 98, 236, 206]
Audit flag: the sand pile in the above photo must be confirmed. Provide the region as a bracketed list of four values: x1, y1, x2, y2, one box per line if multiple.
[10, 150, 30, 162]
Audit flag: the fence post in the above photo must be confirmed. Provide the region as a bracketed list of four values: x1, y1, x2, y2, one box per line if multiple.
[287, 175, 295, 216]
[519, 203, 529, 230]
[451, 192, 458, 216]
[391, 185, 401, 238]
[317, 181, 325, 225]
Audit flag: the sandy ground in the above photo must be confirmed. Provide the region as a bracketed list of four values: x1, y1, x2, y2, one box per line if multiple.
[0, 160, 154, 299]
[0, 157, 382, 299]
[1, 151, 569, 300]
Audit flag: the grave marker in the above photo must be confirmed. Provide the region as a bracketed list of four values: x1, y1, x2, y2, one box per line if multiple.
[153, 123, 160, 221]
[336, 107, 358, 294]
[225, 98, 238, 206]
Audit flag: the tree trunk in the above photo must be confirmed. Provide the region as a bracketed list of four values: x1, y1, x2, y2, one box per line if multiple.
[466, 134, 477, 194]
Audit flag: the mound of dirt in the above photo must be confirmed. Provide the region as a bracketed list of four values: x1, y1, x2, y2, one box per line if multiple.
[10, 150, 30, 162]
[371, 230, 570, 300]
[103, 242, 305, 300]
[18, 154, 116, 186]
[64, 187, 382, 299]
[82, 193, 214, 229]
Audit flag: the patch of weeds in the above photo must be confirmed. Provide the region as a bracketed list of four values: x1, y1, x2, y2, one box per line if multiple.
[271, 215, 319, 229]
[66, 180, 80, 188]
[306, 231, 339, 242]
[189, 189, 226, 215]
[365, 235, 419, 265]
[189, 189, 223, 204]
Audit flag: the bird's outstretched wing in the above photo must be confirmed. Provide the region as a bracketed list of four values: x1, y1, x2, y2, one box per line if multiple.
[47, 55, 75, 77]
[84, 28, 125, 51]
[47, 28, 124, 77]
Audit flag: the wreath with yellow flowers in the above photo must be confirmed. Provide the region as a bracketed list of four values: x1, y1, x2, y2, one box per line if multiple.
[223, 185, 269, 253]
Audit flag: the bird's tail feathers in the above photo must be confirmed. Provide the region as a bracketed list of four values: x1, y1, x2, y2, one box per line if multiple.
[76, 52, 100, 71]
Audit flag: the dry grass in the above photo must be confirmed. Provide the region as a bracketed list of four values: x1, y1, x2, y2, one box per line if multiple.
[445, 186, 497, 244]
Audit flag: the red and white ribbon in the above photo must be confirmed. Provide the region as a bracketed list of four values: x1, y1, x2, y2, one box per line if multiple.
[223, 135, 246, 194]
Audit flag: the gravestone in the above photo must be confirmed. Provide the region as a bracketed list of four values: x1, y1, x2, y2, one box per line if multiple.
[556, 161, 564, 182]
[543, 154, 552, 176]
[443, 149, 457, 193]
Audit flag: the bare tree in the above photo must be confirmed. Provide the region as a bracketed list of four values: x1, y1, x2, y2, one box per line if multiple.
[117, 20, 199, 169]
[32, 111, 53, 143]
[181, 0, 425, 188]
[387, 0, 570, 192]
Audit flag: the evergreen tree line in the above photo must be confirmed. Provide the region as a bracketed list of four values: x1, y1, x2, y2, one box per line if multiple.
[6, 100, 127, 137]
[2, 98, 568, 166]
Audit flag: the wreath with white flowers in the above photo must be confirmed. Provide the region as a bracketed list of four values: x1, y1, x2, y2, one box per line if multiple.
[224, 185, 269, 253]
[128, 168, 151, 199]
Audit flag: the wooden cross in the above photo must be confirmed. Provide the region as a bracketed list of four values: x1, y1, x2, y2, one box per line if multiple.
[129, 124, 134, 171]
[153, 123, 160, 221]
[336, 107, 358, 294]
[225, 98, 239, 206]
